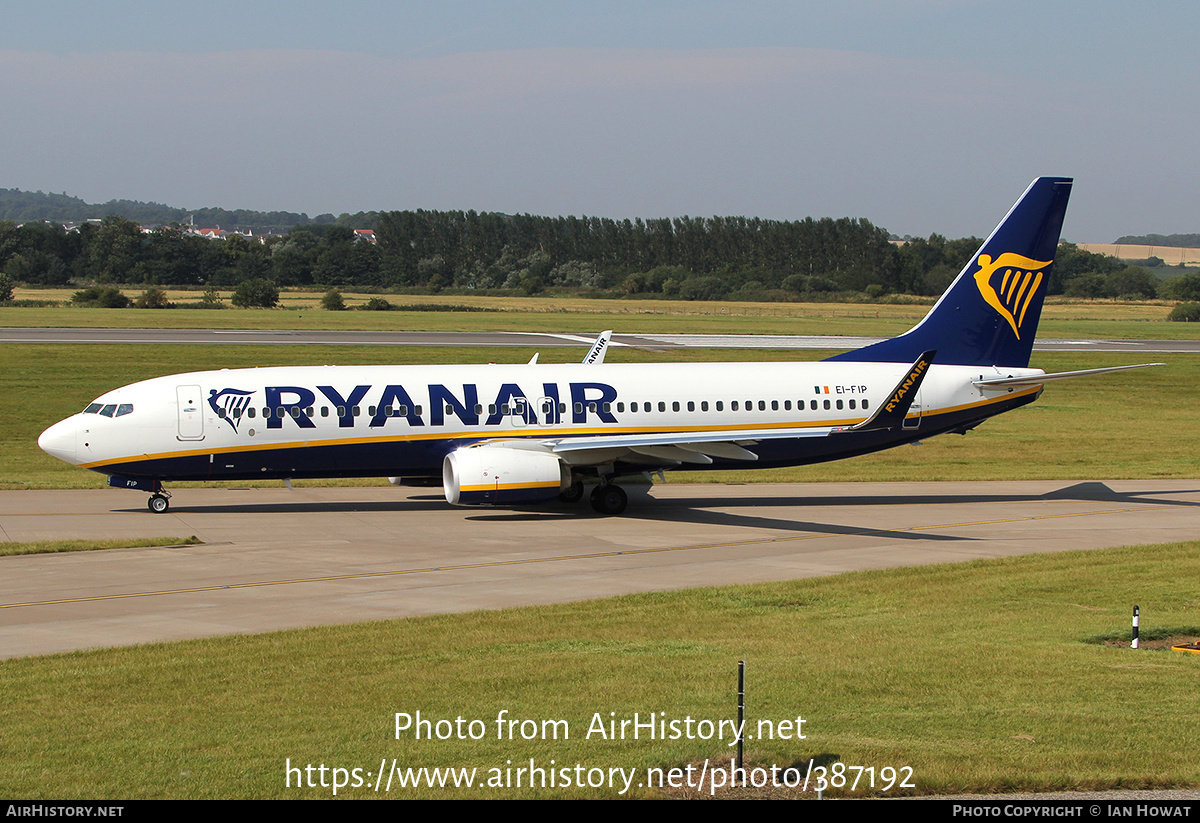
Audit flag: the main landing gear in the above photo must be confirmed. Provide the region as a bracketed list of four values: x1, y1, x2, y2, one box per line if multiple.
[589, 483, 627, 516]
[560, 472, 629, 515]
[558, 480, 585, 503]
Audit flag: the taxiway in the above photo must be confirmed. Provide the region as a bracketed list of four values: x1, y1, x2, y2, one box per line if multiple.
[2, 480, 1196, 659]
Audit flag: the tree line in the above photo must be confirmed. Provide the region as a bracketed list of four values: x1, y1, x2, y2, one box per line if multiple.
[1, 209, 1190, 304]
[1114, 233, 1200, 248]
[0, 187, 377, 235]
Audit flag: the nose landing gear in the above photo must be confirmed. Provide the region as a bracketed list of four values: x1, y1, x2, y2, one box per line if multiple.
[107, 474, 173, 513]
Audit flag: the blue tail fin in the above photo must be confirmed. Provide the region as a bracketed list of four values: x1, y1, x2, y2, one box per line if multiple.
[828, 176, 1073, 368]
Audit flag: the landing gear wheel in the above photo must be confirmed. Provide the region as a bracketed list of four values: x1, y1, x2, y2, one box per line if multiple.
[559, 480, 585, 503]
[148, 494, 170, 514]
[590, 483, 627, 516]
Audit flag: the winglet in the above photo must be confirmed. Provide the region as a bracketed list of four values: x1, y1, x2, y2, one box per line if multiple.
[835, 350, 936, 433]
[582, 330, 613, 364]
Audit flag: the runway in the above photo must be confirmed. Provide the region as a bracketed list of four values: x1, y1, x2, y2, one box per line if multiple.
[3, 327, 1199, 352]
[2, 480, 1197, 659]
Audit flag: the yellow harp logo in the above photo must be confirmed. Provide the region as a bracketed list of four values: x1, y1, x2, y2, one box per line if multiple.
[973, 253, 1052, 339]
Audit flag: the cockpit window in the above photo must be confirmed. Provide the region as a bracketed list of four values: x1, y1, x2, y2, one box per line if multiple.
[83, 401, 133, 416]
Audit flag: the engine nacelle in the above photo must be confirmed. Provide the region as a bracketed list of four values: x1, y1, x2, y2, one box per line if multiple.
[443, 445, 568, 506]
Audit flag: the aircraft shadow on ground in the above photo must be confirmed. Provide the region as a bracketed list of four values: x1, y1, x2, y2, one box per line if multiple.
[467, 505, 968, 543]
[638, 481, 1200, 511]
[111, 482, 1198, 539]
[464, 481, 1200, 540]
[111, 494, 452, 515]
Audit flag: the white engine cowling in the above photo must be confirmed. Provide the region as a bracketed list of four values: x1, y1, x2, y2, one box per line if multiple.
[443, 445, 568, 506]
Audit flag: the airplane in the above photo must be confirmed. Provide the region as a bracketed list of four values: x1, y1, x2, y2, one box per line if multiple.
[38, 177, 1159, 516]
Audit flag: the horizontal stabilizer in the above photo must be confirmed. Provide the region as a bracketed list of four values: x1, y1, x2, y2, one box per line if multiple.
[973, 363, 1162, 388]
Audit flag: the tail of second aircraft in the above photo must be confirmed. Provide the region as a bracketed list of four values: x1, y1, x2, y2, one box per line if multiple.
[828, 176, 1073, 368]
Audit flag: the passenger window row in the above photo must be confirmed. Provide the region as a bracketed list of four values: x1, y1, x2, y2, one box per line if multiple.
[215, 397, 869, 421]
[613, 398, 867, 413]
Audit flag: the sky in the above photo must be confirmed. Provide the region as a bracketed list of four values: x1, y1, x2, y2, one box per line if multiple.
[0, 1, 1196, 241]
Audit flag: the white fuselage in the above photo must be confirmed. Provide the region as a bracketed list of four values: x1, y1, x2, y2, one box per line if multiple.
[38, 359, 1044, 482]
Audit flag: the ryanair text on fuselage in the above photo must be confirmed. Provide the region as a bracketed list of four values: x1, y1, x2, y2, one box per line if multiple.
[213, 381, 622, 430]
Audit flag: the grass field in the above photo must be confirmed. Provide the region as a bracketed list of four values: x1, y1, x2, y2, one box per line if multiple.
[5, 291, 1199, 339]
[1, 541, 1197, 798]
[0, 536, 200, 557]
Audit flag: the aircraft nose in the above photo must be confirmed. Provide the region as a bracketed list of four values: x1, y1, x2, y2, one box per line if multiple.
[38, 417, 79, 465]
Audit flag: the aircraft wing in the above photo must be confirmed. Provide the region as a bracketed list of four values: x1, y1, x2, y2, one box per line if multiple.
[545, 424, 836, 464]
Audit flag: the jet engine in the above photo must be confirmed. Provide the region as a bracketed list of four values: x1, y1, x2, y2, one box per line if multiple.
[443, 444, 568, 506]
